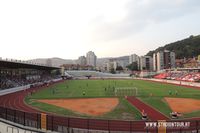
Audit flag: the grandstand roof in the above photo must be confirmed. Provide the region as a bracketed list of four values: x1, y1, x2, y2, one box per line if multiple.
[0, 60, 60, 70]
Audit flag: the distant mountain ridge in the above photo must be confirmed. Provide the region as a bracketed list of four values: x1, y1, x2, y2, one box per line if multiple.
[146, 35, 200, 59]
[29, 34, 200, 68]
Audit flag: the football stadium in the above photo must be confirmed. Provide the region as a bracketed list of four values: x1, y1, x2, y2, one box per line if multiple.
[1, 1, 200, 133]
[0, 58, 200, 133]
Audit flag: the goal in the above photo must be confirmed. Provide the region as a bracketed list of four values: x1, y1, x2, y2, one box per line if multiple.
[115, 87, 138, 97]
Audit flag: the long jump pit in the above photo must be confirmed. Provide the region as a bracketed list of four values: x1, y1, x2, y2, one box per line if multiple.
[37, 98, 119, 116]
[165, 97, 200, 113]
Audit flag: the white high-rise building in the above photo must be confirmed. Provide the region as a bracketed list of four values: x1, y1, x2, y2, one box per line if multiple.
[153, 50, 176, 71]
[129, 54, 140, 69]
[129, 54, 139, 64]
[86, 51, 97, 67]
[78, 56, 86, 66]
[139, 56, 153, 71]
[106, 61, 118, 71]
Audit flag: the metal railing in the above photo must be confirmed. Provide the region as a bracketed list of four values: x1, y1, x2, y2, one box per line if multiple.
[0, 106, 199, 133]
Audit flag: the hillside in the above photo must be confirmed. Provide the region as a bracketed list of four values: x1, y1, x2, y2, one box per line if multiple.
[146, 35, 200, 59]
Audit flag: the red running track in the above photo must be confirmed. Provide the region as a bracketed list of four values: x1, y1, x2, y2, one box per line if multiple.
[0, 80, 64, 113]
[0, 86, 41, 113]
[126, 96, 169, 120]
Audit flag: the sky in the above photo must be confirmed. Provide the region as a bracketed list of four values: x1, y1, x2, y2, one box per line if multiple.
[0, 0, 200, 60]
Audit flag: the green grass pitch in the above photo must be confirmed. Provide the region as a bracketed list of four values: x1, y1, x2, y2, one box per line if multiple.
[26, 79, 200, 120]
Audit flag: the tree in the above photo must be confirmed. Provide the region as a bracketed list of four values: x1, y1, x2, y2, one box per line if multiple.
[110, 68, 116, 74]
[146, 35, 200, 59]
[116, 66, 123, 71]
[86, 75, 92, 79]
[126, 62, 138, 71]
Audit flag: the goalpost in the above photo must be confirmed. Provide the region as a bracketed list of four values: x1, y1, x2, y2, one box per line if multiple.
[115, 87, 138, 97]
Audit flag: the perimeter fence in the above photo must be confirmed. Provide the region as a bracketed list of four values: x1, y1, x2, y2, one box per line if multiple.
[0, 106, 199, 133]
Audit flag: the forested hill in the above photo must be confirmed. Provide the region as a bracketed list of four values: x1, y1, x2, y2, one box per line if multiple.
[146, 35, 200, 59]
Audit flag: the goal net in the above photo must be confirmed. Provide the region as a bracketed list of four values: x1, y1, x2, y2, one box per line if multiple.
[115, 87, 138, 97]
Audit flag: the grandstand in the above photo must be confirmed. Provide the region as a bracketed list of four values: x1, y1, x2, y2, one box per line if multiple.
[66, 70, 130, 78]
[154, 68, 200, 82]
[0, 59, 61, 92]
[0, 58, 63, 132]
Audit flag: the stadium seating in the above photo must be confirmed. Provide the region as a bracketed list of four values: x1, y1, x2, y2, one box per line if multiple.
[66, 70, 130, 78]
[154, 71, 200, 82]
[0, 75, 60, 90]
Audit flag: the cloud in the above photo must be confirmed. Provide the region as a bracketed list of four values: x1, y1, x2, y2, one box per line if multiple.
[90, 0, 200, 42]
